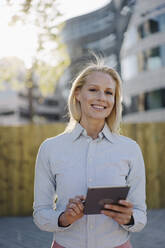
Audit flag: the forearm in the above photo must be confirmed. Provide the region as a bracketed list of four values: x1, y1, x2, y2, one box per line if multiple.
[33, 207, 72, 232]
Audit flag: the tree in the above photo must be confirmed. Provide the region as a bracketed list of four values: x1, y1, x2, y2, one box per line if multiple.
[2, 0, 70, 121]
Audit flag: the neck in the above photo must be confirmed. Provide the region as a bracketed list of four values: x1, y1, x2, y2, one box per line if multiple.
[80, 118, 105, 139]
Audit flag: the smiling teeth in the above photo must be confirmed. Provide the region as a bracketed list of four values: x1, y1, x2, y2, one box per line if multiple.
[92, 105, 105, 109]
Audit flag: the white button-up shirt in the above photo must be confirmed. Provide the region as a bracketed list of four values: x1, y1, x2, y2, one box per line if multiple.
[33, 122, 147, 248]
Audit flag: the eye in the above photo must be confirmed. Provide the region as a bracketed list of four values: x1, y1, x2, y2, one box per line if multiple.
[89, 88, 97, 92]
[106, 91, 113, 95]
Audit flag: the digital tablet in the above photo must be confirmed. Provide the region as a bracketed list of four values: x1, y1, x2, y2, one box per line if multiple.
[83, 185, 130, 215]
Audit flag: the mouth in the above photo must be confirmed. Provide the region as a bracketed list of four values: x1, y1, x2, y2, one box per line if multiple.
[91, 104, 107, 110]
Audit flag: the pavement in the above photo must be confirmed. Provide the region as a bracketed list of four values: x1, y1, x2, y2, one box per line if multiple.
[0, 209, 165, 248]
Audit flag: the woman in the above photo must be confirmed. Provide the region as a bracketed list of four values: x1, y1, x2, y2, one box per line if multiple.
[33, 61, 147, 248]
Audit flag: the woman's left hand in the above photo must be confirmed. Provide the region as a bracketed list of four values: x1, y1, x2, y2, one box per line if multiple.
[101, 200, 133, 225]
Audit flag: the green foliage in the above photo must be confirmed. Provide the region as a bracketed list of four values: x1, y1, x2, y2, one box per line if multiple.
[0, 57, 26, 91]
[2, 0, 70, 95]
[6, 0, 63, 54]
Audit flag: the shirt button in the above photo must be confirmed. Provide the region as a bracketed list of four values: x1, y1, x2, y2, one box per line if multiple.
[90, 225, 93, 229]
[88, 178, 92, 182]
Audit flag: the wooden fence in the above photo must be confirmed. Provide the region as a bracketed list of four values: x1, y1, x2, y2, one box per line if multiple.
[0, 122, 164, 216]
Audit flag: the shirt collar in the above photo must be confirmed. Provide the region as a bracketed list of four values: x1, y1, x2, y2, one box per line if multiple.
[71, 122, 116, 144]
[70, 122, 84, 141]
[101, 122, 116, 143]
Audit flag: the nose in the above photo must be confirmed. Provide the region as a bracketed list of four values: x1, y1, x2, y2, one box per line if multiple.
[97, 91, 106, 101]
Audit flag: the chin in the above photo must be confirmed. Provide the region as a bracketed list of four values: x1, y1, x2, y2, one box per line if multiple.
[91, 111, 110, 119]
[90, 114, 107, 120]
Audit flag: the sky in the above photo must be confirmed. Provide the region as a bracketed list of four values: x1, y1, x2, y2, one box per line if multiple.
[0, 0, 110, 67]
[57, 0, 110, 19]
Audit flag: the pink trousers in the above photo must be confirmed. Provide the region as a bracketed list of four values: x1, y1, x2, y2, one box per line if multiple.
[51, 240, 132, 248]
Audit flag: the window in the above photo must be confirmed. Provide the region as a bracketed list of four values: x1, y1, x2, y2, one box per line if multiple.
[138, 13, 165, 39]
[150, 19, 159, 33]
[44, 99, 58, 106]
[141, 45, 165, 71]
[122, 44, 165, 79]
[145, 89, 165, 110]
[147, 47, 162, 70]
[124, 89, 165, 114]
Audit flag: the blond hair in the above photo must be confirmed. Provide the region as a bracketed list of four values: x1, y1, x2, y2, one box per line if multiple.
[65, 60, 123, 134]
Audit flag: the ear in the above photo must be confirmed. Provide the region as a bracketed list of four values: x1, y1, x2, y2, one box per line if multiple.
[74, 87, 81, 102]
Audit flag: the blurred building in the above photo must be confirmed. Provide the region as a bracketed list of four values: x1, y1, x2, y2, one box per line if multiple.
[0, 1, 136, 124]
[17, 66, 66, 124]
[0, 85, 26, 126]
[59, 0, 135, 104]
[0, 57, 65, 125]
[0, 57, 28, 125]
[121, 0, 165, 122]
[18, 82, 66, 123]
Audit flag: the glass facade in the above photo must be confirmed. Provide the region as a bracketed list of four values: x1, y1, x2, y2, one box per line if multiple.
[68, 12, 114, 40]
[122, 9, 165, 117]
[145, 89, 165, 110]
[138, 13, 165, 38]
[142, 46, 162, 71]
[123, 89, 165, 114]
[122, 44, 165, 80]
[122, 12, 165, 81]
[85, 34, 116, 50]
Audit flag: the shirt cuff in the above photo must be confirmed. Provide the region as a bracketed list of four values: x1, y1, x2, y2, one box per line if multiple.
[121, 211, 146, 232]
[124, 215, 134, 226]
[33, 209, 72, 232]
[121, 215, 134, 232]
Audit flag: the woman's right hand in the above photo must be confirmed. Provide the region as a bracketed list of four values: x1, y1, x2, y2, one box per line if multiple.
[59, 195, 85, 227]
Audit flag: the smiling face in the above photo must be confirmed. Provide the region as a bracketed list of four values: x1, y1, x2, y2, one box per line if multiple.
[75, 71, 116, 125]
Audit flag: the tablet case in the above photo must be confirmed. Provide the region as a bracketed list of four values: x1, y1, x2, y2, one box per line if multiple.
[83, 185, 130, 215]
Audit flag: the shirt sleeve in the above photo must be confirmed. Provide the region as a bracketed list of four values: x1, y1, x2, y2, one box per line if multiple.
[33, 140, 72, 232]
[121, 142, 147, 232]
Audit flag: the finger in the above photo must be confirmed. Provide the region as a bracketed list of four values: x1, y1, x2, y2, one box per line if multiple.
[67, 208, 77, 216]
[75, 195, 86, 201]
[104, 204, 132, 214]
[101, 209, 126, 219]
[101, 210, 132, 224]
[69, 196, 85, 202]
[68, 203, 81, 215]
[75, 195, 86, 206]
[69, 198, 84, 211]
[118, 200, 133, 208]
[101, 209, 120, 218]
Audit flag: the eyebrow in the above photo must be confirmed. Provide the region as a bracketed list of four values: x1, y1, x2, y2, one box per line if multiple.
[88, 83, 114, 90]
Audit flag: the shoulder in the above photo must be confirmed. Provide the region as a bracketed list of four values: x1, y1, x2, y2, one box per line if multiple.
[38, 131, 72, 152]
[114, 134, 141, 152]
[116, 134, 137, 144]
[114, 135, 144, 167]
[114, 133, 136, 145]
